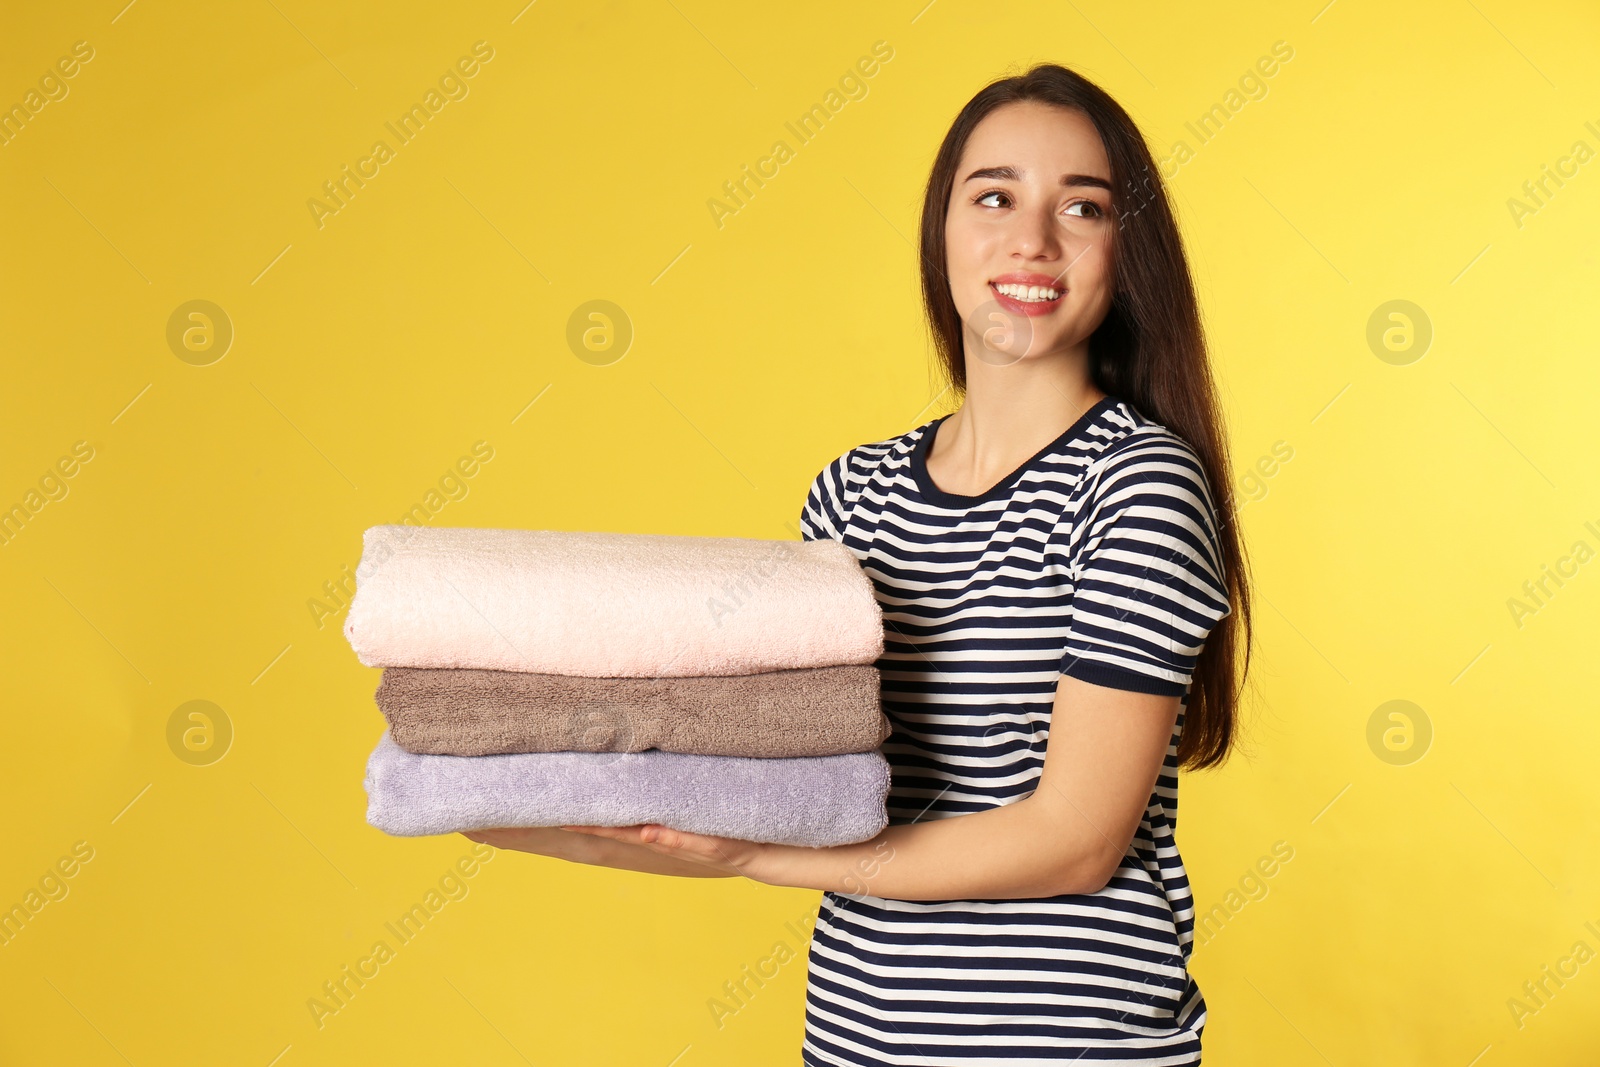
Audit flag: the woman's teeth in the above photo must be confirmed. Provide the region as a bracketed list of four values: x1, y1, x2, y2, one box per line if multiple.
[993, 282, 1062, 302]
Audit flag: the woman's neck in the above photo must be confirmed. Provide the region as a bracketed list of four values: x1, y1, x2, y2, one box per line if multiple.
[934, 350, 1107, 502]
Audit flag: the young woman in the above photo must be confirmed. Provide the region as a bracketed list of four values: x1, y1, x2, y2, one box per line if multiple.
[467, 62, 1252, 1065]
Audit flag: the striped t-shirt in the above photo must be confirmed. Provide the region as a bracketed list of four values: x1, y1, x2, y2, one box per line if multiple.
[797, 394, 1232, 1066]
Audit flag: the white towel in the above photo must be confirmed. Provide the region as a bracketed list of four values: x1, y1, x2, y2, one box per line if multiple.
[343, 525, 883, 677]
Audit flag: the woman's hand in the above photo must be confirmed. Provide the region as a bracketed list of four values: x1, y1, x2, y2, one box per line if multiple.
[559, 823, 768, 879]
[457, 825, 765, 880]
[459, 826, 586, 859]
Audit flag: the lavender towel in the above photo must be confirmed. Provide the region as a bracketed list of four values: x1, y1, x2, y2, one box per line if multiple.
[362, 732, 891, 847]
[343, 525, 884, 677]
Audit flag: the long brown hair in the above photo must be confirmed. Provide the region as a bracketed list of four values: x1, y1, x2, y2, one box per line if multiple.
[917, 62, 1253, 770]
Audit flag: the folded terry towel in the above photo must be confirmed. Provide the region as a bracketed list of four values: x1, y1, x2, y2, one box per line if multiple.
[363, 731, 891, 847]
[376, 664, 890, 758]
[343, 525, 883, 677]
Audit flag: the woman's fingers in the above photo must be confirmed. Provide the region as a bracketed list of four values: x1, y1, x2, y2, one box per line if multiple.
[564, 824, 691, 853]
[469, 823, 753, 875]
[562, 824, 649, 844]
[642, 825, 678, 847]
[462, 827, 587, 854]
[637, 825, 730, 862]
[468, 824, 719, 855]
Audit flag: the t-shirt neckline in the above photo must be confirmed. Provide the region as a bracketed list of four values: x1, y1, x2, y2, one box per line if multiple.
[910, 395, 1120, 508]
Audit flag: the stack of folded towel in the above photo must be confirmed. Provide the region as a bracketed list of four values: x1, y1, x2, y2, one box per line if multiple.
[344, 525, 892, 848]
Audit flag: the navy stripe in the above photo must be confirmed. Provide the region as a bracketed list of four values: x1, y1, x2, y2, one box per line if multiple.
[797, 396, 1230, 1065]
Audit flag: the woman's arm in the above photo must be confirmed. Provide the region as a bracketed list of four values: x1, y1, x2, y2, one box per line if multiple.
[749, 673, 1180, 899]
[462, 827, 736, 879]
[574, 672, 1180, 899]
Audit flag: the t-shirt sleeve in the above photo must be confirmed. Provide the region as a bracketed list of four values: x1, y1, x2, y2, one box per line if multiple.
[1059, 435, 1232, 696]
[799, 445, 860, 543]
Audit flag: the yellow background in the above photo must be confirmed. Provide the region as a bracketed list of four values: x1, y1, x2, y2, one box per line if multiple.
[3, 0, 1598, 1063]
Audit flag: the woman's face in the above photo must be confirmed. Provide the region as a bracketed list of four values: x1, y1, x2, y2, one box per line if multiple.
[944, 101, 1117, 365]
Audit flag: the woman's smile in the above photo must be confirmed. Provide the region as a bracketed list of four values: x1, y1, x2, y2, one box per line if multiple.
[989, 271, 1068, 316]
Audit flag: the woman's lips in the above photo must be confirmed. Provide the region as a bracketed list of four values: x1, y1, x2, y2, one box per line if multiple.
[989, 281, 1066, 317]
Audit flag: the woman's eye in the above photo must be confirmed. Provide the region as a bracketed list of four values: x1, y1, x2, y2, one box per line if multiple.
[973, 191, 1104, 218]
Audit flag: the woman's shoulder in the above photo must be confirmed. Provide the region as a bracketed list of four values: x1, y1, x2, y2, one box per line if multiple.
[799, 420, 930, 541]
[812, 416, 936, 485]
[1070, 402, 1225, 568]
[1081, 399, 1210, 492]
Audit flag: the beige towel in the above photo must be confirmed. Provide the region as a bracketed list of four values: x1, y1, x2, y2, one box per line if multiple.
[375, 664, 890, 758]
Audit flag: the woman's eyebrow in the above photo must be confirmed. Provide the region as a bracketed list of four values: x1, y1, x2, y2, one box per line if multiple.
[961, 165, 1112, 190]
